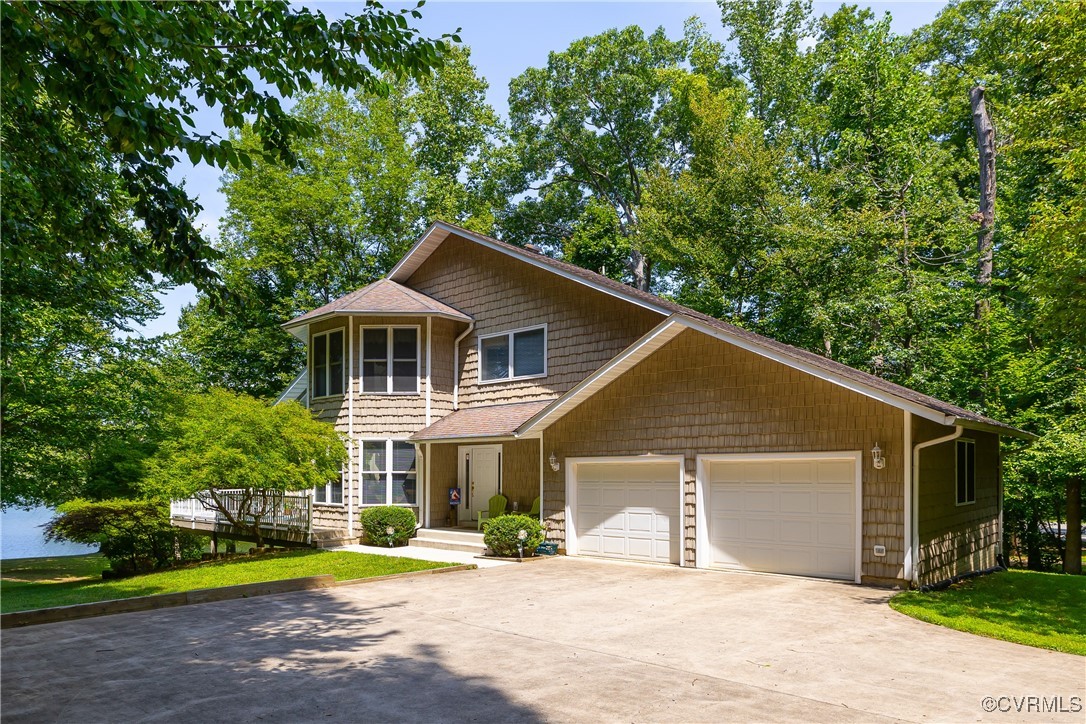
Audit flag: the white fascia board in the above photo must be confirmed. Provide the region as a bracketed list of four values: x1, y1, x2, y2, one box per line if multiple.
[390, 222, 672, 317]
[286, 323, 308, 342]
[388, 222, 450, 281]
[282, 309, 470, 332]
[517, 318, 687, 434]
[676, 316, 952, 426]
[952, 418, 1035, 440]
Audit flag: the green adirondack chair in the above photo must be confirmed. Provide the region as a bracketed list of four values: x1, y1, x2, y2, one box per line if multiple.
[527, 496, 541, 517]
[477, 493, 508, 530]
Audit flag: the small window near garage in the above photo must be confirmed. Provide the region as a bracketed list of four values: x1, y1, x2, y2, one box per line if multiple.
[314, 470, 344, 506]
[361, 440, 418, 508]
[479, 325, 546, 382]
[362, 327, 419, 394]
[311, 329, 345, 398]
[956, 439, 976, 505]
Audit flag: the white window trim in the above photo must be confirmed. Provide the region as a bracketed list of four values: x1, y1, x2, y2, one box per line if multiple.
[310, 327, 346, 400]
[360, 325, 421, 395]
[955, 438, 977, 506]
[314, 467, 346, 508]
[359, 438, 419, 508]
[477, 323, 548, 385]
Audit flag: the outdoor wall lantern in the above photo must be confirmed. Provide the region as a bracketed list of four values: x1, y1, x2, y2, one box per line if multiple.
[871, 443, 886, 470]
[548, 452, 560, 472]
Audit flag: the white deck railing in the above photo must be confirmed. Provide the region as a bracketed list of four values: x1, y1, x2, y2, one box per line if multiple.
[170, 489, 312, 541]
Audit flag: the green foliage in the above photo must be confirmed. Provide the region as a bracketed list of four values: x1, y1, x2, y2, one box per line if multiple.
[889, 570, 1086, 655]
[45, 499, 204, 577]
[0, 0, 453, 507]
[0, 550, 450, 614]
[1, 0, 456, 293]
[143, 390, 347, 545]
[359, 506, 418, 546]
[177, 48, 505, 396]
[483, 514, 545, 557]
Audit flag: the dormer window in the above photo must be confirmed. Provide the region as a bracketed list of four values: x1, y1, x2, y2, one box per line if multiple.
[362, 326, 419, 394]
[311, 329, 345, 398]
[479, 325, 547, 383]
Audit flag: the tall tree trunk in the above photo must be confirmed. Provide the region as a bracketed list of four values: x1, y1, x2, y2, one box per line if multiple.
[1027, 505, 1042, 570]
[1066, 475, 1082, 575]
[628, 246, 650, 292]
[970, 86, 996, 320]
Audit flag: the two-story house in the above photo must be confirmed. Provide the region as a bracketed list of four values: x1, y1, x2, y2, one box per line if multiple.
[277, 221, 1030, 588]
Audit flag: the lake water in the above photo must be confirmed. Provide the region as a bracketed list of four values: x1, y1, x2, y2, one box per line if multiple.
[1, 506, 97, 560]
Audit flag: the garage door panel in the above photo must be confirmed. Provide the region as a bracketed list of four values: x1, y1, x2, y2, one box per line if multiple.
[744, 490, 776, 512]
[779, 491, 814, 514]
[574, 463, 680, 565]
[706, 457, 856, 580]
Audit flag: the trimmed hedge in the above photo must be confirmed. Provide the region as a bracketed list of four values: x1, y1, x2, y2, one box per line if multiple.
[360, 506, 417, 546]
[483, 514, 545, 557]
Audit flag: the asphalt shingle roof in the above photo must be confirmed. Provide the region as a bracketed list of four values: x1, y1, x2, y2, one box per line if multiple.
[285, 278, 471, 327]
[410, 400, 554, 441]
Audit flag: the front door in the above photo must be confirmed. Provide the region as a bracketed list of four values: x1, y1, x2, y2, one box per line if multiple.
[460, 445, 501, 523]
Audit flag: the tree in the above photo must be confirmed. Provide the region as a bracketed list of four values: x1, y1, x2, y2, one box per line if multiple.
[46, 499, 205, 576]
[143, 390, 347, 547]
[177, 48, 505, 397]
[504, 25, 690, 290]
[2, 0, 456, 293]
[1, 0, 454, 508]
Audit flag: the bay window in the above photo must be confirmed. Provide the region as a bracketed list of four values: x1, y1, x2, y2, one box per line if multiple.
[362, 327, 419, 393]
[361, 440, 418, 508]
[311, 329, 345, 398]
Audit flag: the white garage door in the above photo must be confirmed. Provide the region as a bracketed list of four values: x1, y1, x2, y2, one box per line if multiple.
[704, 456, 856, 580]
[572, 460, 681, 564]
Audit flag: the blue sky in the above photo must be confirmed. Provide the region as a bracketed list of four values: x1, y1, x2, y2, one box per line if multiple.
[143, 0, 948, 337]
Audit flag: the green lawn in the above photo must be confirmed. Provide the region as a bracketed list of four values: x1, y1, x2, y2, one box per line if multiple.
[0, 549, 452, 613]
[890, 569, 1086, 656]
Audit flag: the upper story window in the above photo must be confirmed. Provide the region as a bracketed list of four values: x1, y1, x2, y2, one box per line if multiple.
[956, 439, 976, 505]
[362, 327, 419, 394]
[311, 329, 345, 398]
[479, 325, 547, 383]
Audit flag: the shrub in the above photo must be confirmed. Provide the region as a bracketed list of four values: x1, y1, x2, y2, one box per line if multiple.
[46, 499, 204, 576]
[360, 506, 417, 546]
[483, 514, 545, 557]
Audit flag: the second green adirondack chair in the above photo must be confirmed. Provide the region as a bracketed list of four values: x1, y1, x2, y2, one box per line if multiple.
[477, 493, 508, 530]
[527, 496, 541, 517]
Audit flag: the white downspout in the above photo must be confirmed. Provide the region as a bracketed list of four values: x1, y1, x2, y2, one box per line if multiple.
[347, 321, 355, 539]
[425, 317, 432, 426]
[453, 321, 475, 411]
[911, 424, 963, 586]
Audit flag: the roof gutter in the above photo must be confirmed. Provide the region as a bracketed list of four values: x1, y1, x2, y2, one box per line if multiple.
[910, 425, 964, 587]
[453, 320, 475, 410]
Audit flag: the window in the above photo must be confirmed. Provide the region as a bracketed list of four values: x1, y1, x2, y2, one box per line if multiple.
[362, 327, 418, 393]
[956, 439, 976, 505]
[361, 440, 418, 507]
[311, 329, 345, 398]
[314, 470, 344, 506]
[479, 325, 546, 382]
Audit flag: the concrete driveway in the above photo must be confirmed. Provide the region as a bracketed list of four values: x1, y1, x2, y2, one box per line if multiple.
[2, 558, 1083, 723]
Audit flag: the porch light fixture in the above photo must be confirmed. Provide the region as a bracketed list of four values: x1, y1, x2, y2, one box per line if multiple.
[548, 452, 560, 472]
[871, 443, 886, 470]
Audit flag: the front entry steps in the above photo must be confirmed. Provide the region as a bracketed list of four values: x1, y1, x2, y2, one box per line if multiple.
[410, 528, 487, 555]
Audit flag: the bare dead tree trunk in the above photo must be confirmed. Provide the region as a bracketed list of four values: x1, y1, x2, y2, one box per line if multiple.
[970, 86, 996, 320]
[628, 246, 650, 292]
[1066, 475, 1082, 575]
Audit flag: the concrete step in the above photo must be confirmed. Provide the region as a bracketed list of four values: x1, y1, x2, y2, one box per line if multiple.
[311, 529, 360, 549]
[410, 528, 486, 554]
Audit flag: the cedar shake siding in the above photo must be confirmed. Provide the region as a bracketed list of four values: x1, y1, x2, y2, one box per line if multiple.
[541, 329, 908, 585]
[404, 234, 664, 407]
[914, 417, 1001, 586]
[425, 442, 460, 527]
[501, 438, 541, 512]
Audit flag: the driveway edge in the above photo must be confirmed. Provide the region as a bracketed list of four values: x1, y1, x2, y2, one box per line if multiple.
[1, 563, 477, 629]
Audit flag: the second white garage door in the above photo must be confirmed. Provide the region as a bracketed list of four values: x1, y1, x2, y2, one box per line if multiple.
[571, 460, 681, 564]
[700, 455, 858, 580]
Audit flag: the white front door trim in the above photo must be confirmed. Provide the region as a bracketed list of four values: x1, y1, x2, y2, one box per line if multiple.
[565, 455, 685, 565]
[695, 451, 862, 583]
[459, 444, 502, 522]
